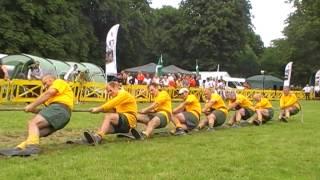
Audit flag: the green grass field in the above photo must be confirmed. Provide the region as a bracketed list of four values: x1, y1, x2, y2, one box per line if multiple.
[0, 101, 320, 179]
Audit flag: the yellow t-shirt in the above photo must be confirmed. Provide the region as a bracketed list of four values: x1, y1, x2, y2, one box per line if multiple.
[184, 94, 201, 119]
[255, 98, 272, 110]
[280, 93, 299, 109]
[101, 90, 138, 128]
[154, 91, 172, 121]
[229, 94, 254, 111]
[45, 79, 74, 109]
[207, 93, 228, 115]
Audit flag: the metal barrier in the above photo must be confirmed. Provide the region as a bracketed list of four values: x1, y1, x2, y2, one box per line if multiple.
[9, 80, 43, 103]
[79, 82, 106, 102]
[0, 80, 10, 103]
[0, 80, 311, 103]
[124, 85, 151, 102]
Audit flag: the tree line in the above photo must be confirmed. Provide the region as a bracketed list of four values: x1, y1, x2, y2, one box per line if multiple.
[0, 0, 318, 85]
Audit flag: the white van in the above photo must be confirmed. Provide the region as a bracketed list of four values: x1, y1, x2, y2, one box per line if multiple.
[223, 77, 245, 90]
[198, 71, 245, 90]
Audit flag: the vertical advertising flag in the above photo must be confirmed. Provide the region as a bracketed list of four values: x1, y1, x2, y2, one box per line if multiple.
[105, 24, 120, 77]
[283, 62, 293, 87]
[155, 54, 163, 76]
[196, 59, 199, 76]
[315, 69, 320, 86]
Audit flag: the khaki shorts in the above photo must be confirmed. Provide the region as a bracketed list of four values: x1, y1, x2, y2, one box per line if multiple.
[39, 103, 71, 131]
[148, 113, 168, 129]
[182, 112, 199, 130]
[212, 110, 226, 127]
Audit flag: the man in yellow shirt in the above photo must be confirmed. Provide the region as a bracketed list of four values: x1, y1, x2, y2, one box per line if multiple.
[226, 91, 255, 127]
[137, 83, 172, 138]
[197, 88, 228, 131]
[252, 93, 274, 126]
[172, 88, 201, 135]
[279, 86, 300, 122]
[15, 75, 74, 155]
[83, 81, 138, 145]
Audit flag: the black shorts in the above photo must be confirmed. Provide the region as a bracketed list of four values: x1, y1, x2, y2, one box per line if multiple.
[112, 113, 130, 133]
[242, 108, 255, 120]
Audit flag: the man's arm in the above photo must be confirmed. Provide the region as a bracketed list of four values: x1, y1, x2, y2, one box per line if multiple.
[228, 101, 239, 111]
[202, 100, 216, 112]
[27, 69, 32, 80]
[173, 101, 187, 114]
[91, 92, 127, 113]
[25, 88, 58, 112]
[2, 66, 9, 80]
[139, 102, 159, 114]
[36, 68, 43, 79]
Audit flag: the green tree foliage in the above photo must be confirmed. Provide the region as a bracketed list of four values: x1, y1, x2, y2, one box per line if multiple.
[0, 0, 264, 77]
[285, 0, 320, 84]
[178, 0, 257, 73]
[81, 0, 154, 69]
[259, 39, 292, 78]
[0, 0, 97, 62]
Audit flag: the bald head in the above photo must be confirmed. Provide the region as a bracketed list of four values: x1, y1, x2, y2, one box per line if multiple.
[253, 93, 262, 102]
[106, 81, 121, 97]
[204, 88, 212, 99]
[283, 86, 291, 95]
[41, 75, 56, 88]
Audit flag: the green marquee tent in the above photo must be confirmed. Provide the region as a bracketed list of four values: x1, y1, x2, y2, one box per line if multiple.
[124, 63, 193, 75]
[124, 63, 157, 73]
[246, 75, 283, 89]
[2, 54, 57, 79]
[162, 65, 193, 74]
[81, 62, 106, 82]
[47, 59, 70, 79]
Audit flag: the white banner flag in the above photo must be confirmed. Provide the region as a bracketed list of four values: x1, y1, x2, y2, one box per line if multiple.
[315, 69, 320, 86]
[105, 24, 120, 76]
[283, 61, 293, 87]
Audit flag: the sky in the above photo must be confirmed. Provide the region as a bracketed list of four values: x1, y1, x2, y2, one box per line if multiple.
[150, 0, 294, 47]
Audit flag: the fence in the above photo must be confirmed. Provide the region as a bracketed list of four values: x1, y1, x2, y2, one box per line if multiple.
[0, 80, 310, 103]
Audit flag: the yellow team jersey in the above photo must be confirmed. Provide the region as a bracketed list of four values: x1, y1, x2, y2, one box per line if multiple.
[229, 94, 255, 111]
[45, 79, 74, 109]
[208, 93, 228, 115]
[154, 91, 172, 121]
[280, 93, 299, 109]
[184, 94, 201, 119]
[101, 90, 138, 128]
[255, 98, 273, 110]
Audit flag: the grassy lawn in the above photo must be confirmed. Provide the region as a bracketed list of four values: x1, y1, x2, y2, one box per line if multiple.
[0, 101, 320, 179]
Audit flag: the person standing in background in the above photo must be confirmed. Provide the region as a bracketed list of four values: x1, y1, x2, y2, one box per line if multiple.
[27, 61, 43, 80]
[0, 60, 9, 80]
[303, 84, 311, 100]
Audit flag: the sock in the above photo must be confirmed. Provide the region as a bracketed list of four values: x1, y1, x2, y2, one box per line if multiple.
[16, 140, 28, 149]
[97, 132, 105, 139]
[174, 119, 183, 129]
[26, 134, 40, 145]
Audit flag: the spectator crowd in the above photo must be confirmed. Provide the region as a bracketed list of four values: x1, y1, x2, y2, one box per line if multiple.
[115, 71, 227, 90]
